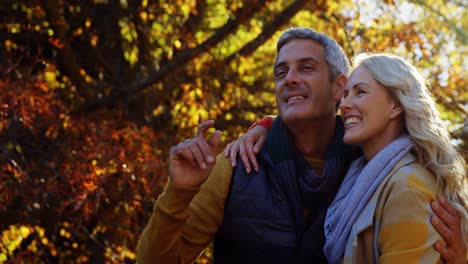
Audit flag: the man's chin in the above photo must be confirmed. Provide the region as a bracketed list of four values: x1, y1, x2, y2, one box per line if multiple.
[279, 107, 307, 119]
[280, 110, 333, 127]
[279, 113, 311, 125]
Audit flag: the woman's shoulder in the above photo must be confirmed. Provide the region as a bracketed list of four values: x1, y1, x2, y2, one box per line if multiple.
[384, 152, 438, 198]
[374, 154, 444, 264]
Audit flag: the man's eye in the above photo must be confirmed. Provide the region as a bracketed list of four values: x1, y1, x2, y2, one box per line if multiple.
[275, 70, 286, 77]
[301, 65, 315, 71]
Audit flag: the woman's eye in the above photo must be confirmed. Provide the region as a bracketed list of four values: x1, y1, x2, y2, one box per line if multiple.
[356, 88, 367, 95]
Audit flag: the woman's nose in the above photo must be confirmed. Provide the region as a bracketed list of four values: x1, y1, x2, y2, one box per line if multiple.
[340, 94, 352, 111]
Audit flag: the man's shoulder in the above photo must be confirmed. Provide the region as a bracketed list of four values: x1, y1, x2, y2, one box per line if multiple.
[215, 153, 232, 168]
[193, 153, 234, 210]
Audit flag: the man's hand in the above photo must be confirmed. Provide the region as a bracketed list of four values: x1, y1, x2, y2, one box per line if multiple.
[431, 196, 467, 264]
[169, 120, 222, 188]
[224, 125, 268, 173]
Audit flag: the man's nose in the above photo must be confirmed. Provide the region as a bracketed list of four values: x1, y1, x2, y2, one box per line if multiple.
[285, 68, 300, 87]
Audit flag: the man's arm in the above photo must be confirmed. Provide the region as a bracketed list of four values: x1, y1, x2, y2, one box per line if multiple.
[431, 197, 468, 264]
[137, 120, 231, 263]
[137, 155, 233, 263]
[136, 180, 201, 263]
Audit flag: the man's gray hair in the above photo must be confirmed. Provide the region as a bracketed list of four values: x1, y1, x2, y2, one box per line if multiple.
[276, 27, 350, 80]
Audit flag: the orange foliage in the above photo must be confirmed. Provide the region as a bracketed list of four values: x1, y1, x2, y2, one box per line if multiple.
[0, 0, 465, 262]
[0, 72, 165, 262]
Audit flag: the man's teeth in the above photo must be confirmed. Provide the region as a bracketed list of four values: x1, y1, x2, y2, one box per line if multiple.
[287, 96, 305, 102]
[345, 117, 361, 125]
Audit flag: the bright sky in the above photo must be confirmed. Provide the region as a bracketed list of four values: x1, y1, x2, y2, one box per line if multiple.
[348, 0, 422, 26]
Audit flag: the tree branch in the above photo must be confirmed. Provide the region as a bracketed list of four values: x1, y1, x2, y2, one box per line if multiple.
[410, 0, 466, 44]
[130, 0, 153, 71]
[92, 1, 132, 87]
[74, 0, 267, 114]
[225, 0, 312, 64]
[40, 0, 92, 98]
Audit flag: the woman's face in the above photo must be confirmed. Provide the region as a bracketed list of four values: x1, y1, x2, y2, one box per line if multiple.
[340, 65, 403, 159]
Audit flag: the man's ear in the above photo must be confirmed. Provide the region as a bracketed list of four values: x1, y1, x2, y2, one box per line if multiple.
[333, 74, 347, 101]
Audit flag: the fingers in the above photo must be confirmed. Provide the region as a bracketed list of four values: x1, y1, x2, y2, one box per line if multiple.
[224, 142, 233, 157]
[225, 122, 268, 172]
[189, 138, 214, 169]
[224, 140, 237, 160]
[229, 140, 240, 168]
[207, 130, 222, 154]
[239, 137, 258, 173]
[431, 198, 468, 264]
[438, 196, 459, 221]
[433, 240, 454, 262]
[239, 141, 252, 173]
[251, 125, 268, 153]
[431, 200, 452, 229]
[432, 198, 459, 231]
[253, 134, 266, 154]
[431, 214, 454, 246]
[171, 137, 216, 169]
[196, 120, 215, 138]
[170, 144, 197, 166]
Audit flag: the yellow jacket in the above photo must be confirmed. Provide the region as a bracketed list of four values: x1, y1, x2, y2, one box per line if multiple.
[343, 153, 444, 264]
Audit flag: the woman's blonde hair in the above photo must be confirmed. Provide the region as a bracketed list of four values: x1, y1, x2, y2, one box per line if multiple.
[353, 52, 467, 236]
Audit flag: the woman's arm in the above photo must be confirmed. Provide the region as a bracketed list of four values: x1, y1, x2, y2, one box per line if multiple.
[224, 116, 274, 173]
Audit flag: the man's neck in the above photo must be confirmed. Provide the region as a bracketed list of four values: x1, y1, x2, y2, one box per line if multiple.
[288, 116, 336, 159]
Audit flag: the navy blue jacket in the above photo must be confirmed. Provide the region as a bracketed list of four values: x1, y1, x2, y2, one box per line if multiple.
[213, 149, 329, 264]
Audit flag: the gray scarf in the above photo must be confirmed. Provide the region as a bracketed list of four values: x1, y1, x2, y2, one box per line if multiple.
[323, 135, 413, 263]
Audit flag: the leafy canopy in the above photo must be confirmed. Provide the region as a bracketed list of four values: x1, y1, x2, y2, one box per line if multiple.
[0, 0, 466, 262]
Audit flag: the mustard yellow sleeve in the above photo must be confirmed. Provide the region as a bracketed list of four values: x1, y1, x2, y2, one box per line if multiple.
[378, 175, 443, 264]
[136, 154, 233, 264]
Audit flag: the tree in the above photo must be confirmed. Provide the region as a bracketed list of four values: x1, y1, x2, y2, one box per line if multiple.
[0, 0, 466, 262]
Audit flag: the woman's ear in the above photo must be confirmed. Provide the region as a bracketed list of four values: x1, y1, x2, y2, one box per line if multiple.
[333, 74, 347, 101]
[390, 101, 404, 119]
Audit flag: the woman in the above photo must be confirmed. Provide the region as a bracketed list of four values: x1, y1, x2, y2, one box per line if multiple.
[226, 53, 467, 263]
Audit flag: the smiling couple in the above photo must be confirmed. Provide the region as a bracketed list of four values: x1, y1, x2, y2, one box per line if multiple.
[137, 27, 467, 264]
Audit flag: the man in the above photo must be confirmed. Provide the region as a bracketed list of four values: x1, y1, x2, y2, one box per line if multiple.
[137, 28, 466, 263]
[138, 27, 352, 263]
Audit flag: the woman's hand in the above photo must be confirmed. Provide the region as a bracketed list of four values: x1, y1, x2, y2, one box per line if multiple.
[224, 125, 268, 173]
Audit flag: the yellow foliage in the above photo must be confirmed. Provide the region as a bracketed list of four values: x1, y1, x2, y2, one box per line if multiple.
[1, 225, 47, 261]
[2, 1, 467, 263]
[19, 226, 30, 238]
[139, 11, 147, 22]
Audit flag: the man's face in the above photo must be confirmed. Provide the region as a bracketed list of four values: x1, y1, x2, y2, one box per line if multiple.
[274, 39, 342, 125]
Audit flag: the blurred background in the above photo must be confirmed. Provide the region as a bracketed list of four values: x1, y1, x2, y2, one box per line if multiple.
[0, 0, 466, 263]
